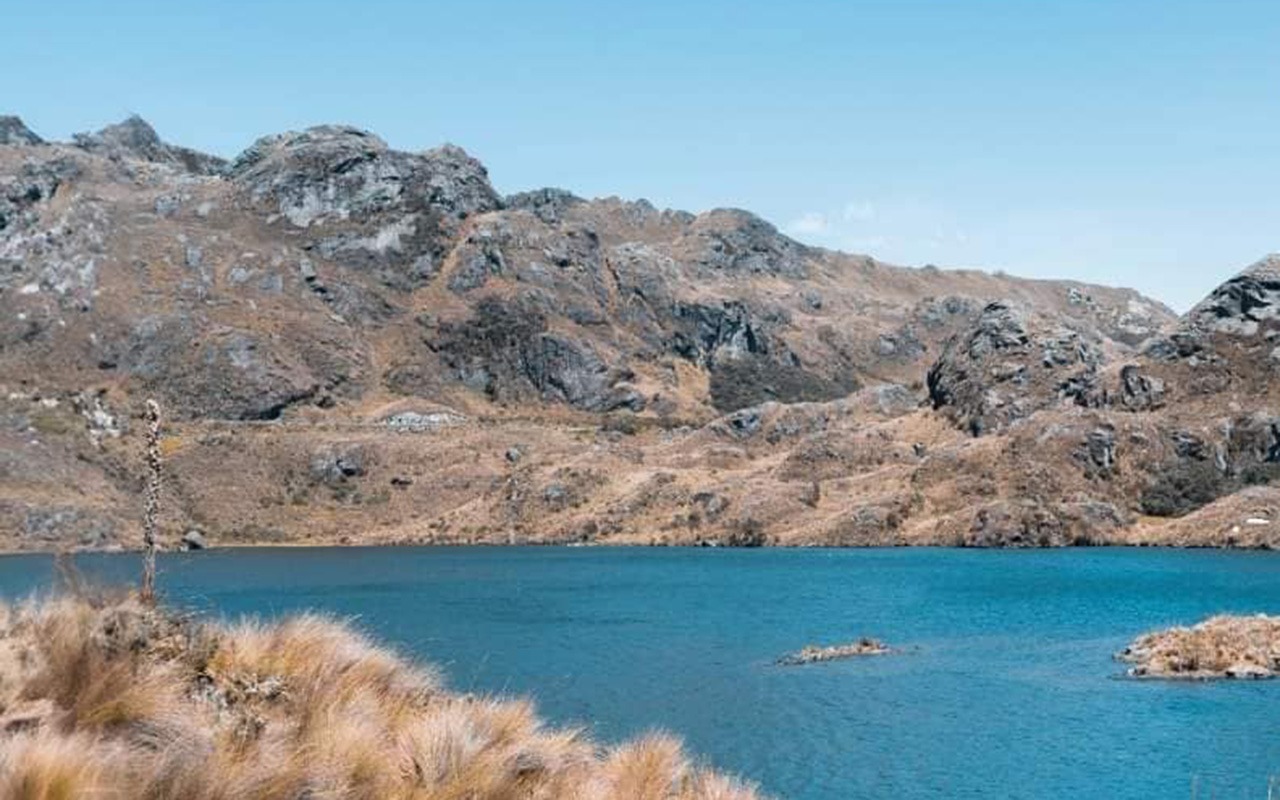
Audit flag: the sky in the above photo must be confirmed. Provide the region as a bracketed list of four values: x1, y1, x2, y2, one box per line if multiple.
[4, 0, 1278, 311]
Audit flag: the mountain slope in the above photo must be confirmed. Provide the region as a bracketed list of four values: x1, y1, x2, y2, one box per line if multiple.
[10, 115, 1275, 550]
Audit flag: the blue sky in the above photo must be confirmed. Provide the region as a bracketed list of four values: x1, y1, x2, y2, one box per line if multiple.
[5, 0, 1278, 310]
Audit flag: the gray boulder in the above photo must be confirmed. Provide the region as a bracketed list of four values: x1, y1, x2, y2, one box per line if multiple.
[1082, 427, 1116, 476]
[1118, 364, 1165, 411]
[310, 444, 369, 486]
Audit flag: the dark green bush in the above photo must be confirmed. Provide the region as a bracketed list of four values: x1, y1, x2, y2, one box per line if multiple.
[709, 355, 857, 412]
[1140, 460, 1228, 517]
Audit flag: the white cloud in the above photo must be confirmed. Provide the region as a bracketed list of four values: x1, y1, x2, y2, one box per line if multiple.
[783, 197, 976, 263]
[785, 212, 829, 235]
[842, 201, 875, 222]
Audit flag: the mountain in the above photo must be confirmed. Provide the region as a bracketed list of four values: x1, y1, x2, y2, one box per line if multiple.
[4, 114, 1276, 551]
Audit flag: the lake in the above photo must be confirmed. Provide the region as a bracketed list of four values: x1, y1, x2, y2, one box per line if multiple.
[2, 546, 1279, 799]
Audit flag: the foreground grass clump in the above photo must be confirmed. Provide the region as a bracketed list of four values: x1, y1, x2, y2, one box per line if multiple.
[1118, 614, 1280, 679]
[0, 594, 765, 799]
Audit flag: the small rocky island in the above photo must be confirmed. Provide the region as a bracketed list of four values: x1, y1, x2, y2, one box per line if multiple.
[1118, 614, 1280, 679]
[778, 638, 891, 666]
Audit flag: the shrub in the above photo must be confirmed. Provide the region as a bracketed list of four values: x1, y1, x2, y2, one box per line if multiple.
[725, 516, 767, 547]
[709, 355, 857, 413]
[28, 410, 76, 436]
[602, 413, 640, 436]
[1140, 460, 1229, 517]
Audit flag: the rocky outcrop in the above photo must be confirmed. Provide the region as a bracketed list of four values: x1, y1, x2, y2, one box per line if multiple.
[668, 300, 774, 366]
[505, 187, 584, 224]
[662, 300, 855, 411]
[676, 209, 811, 278]
[0, 156, 78, 237]
[72, 115, 225, 175]
[927, 302, 1102, 435]
[231, 127, 501, 291]
[964, 499, 1125, 547]
[777, 638, 891, 665]
[105, 317, 357, 421]
[0, 116, 42, 146]
[1185, 256, 1280, 337]
[0, 154, 101, 322]
[1117, 365, 1165, 410]
[431, 296, 642, 411]
[309, 443, 370, 486]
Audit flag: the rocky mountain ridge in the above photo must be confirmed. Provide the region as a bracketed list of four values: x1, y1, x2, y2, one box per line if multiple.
[2, 114, 1276, 551]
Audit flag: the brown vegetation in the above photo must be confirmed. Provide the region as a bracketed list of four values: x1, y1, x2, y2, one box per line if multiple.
[1117, 614, 1280, 679]
[777, 638, 890, 666]
[0, 593, 765, 799]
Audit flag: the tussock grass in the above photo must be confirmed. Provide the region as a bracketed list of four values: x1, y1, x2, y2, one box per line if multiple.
[1118, 614, 1280, 679]
[0, 594, 765, 799]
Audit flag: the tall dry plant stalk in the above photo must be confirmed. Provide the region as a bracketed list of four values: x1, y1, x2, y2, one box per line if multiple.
[140, 398, 162, 603]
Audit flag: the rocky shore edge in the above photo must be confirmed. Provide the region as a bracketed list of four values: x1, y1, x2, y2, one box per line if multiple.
[777, 638, 892, 666]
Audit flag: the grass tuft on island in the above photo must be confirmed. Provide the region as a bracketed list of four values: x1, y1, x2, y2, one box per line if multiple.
[1118, 614, 1280, 680]
[777, 638, 891, 666]
[0, 592, 765, 799]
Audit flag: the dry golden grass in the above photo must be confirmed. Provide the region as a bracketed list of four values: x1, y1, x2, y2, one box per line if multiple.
[0, 594, 766, 799]
[1118, 614, 1280, 679]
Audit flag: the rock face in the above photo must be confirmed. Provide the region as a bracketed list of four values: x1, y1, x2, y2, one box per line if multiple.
[110, 318, 352, 421]
[1186, 256, 1280, 337]
[926, 302, 1103, 435]
[73, 116, 226, 175]
[678, 208, 811, 278]
[230, 127, 500, 291]
[0, 116, 41, 146]
[1117, 364, 1165, 410]
[430, 296, 643, 411]
[12, 112, 1280, 552]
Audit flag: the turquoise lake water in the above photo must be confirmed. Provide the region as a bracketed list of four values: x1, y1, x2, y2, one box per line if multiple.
[2, 546, 1279, 799]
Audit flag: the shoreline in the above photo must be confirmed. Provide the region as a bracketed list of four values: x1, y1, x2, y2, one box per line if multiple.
[3, 540, 1279, 557]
